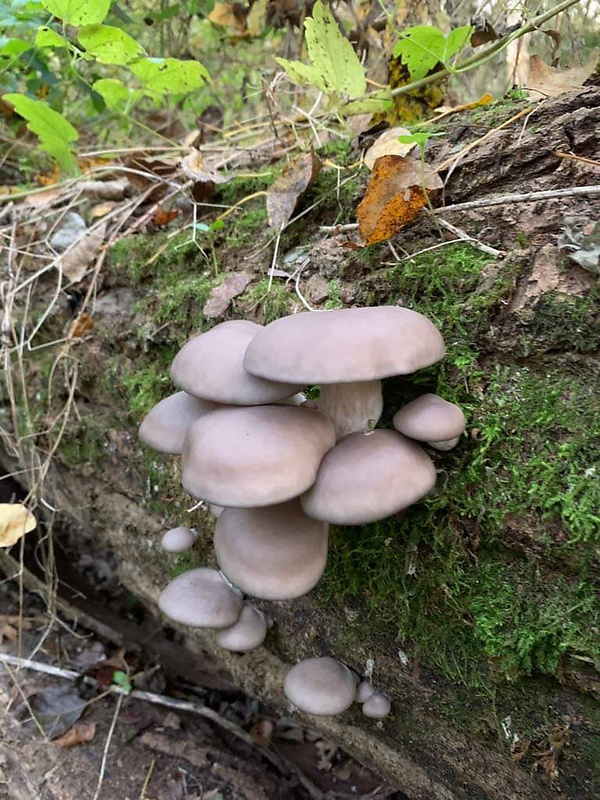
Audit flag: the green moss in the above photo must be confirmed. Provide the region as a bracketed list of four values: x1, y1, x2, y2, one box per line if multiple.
[121, 359, 173, 419]
[57, 420, 106, 467]
[239, 277, 293, 323]
[520, 292, 600, 355]
[325, 279, 344, 310]
[320, 362, 600, 683]
[223, 205, 268, 248]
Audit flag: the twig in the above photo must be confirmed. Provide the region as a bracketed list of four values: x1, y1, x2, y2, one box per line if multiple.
[433, 185, 600, 214]
[92, 692, 124, 800]
[553, 150, 600, 169]
[437, 219, 503, 257]
[0, 652, 325, 799]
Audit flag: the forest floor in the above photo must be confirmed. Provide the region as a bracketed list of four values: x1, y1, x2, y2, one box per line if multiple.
[1, 82, 599, 799]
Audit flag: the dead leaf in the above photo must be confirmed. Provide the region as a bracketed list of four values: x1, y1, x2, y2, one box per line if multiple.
[267, 151, 321, 230]
[203, 272, 252, 318]
[0, 623, 18, 643]
[432, 93, 493, 121]
[0, 503, 36, 548]
[90, 201, 117, 218]
[182, 150, 230, 185]
[357, 154, 442, 245]
[152, 208, 180, 227]
[249, 718, 274, 746]
[364, 126, 414, 170]
[558, 222, 600, 274]
[67, 313, 94, 340]
[526, 51, 598, 101]
[25, 188, 63, 208]
[124, 154, 178, 200]
[532, 721, 570, 779]
[59, 222, 106, 283]
[209, 2, 246, 31]
[24, 685, 86, 739]
[36, 163, 60, 186]
[247, 0, 268, 36]
[56, 722, 96, 748]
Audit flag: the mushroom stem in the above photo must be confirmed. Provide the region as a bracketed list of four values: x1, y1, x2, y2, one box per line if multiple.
[317, 381, 383, 441]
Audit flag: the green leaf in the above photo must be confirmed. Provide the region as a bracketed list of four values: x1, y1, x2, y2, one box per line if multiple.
[341, 87, 393, 116]
[393, 24, 473, 81]
[130, 57, 211, 96]
[40, 0, 110, 25]
[275, 57, 326, 92]
[113, 670, 132, 694]
[35, 26, 69, 48]
[93, 77, 132, 110]
[78, 24, 143, 64]
[276, 0, 365, 98]
[443, 25, 473, 61]
[0, 37, 31, 56]
[2, 93, 78, 173]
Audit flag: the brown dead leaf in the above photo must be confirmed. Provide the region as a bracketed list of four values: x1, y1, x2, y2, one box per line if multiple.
[364, 127, 414, 170]
[124, 154, 178, 201]
[77, 178, 131, 200]
[152, 208, 180, 227]
[209, 2, 246, 31]
[25, 188, 64, 208]
[56, 722, 96, 748]
[59, 222, 106, 283]
[182, 149, 231, 204]
[357, 154, 442, 245]
[526, 51, 598, 101]
[90, 201, 117, 218]
[532, 721, 570, 779]
[67, 313, 93, 340]
[0, 623, 18, 643]
[249, 718, 274, 746]
[36, 164, 60, 186]
[267, 151, 321, 230]
[0, 503, 36, 548]
[203, 272, 252, 318]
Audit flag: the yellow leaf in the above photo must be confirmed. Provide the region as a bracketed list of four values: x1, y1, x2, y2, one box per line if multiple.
[364, 126, 415, 170]
[0, 504, 36, 548]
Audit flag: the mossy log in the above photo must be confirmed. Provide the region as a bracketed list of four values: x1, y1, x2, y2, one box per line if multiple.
[2, 89, 600, 799]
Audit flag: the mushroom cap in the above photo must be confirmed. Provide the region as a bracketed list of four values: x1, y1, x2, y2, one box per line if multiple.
[215, 500, 328, 600]
[301, 429, 436, 525]
[216, 605, 267, 652]
[362, 691, 391, 719]
[355, 681, 376, 704]
[209, 504, 225, 518]
[158, 568, 242, 628]
[244, 306, 445, 385]
[182, 406, 336, 508]
[284, 657, 356, 716]
[393, 394, 465, 443]
[161, 526, 197, 553]
[139, 392, 218, 454]
[170, 320, 303, 405]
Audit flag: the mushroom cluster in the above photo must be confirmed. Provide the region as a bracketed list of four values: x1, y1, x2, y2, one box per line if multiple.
[139, 307, 466, 718]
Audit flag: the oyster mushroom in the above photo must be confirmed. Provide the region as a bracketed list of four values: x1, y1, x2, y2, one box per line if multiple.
[182, 405, 335, 508]
[158, 568, 241, 628]
[393, 394, 465, 451]
[216, 605, 267, 652]
[160, 526, 197, 553]
[284, 657, 356, 716]
[244, 306, 445, 440]
[215, 500, 328, 600]
[362, 691, 392, 719]
[301, 429, 436, 525]
[139, 391, 218, 454]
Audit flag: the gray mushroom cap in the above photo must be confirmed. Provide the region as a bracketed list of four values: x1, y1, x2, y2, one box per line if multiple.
[355, 681, 376, 704]
[283, 657, 356, 716]
[393, 394, 465, 444]
[182, 406, 336, 508]
[216, 605, 267, 652]
[170, 320, 303, 405]
[139, 391, 218, 454]
[160, 526, 197, 553]
[244, 306, 445, 385]
[158, 568, 242, 628]
[362, 692, 391, 719]
[301, 429, 436, 525]
[215, 500, 328, 600]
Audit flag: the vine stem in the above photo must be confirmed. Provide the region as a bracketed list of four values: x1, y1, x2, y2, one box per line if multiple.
[386, 0, 583, 99]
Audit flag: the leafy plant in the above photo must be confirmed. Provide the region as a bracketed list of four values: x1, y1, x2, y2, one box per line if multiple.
[112, 670, 132, 694]
[393, 24, 474, 81]
[276, 0, 366, 102]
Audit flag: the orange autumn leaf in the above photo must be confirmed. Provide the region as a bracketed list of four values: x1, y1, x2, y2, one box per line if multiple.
[152, 208, 180, 226]
[357, 154, 442, 245]
[56, 722, 97, 748]
[67, 313, 93, 340]
[36, 163, 60, 186]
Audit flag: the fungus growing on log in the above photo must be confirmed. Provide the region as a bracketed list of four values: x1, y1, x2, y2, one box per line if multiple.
[139, 391, 218, 454]
[362, 691, 392, 719]
[284, 657, 356, 716]
[244, 306, 445, 440]
[158, 568, 242, 628]
[160, 526, 197, 553]
[393, 394, 466, 451]
[215, 500, 328, 599]
[216, 605, 267, 652]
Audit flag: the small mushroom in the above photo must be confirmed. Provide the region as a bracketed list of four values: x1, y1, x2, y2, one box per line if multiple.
[284, 657, 356, 716]
[216, 605, 267, 652]
[301, 429, 436, 525]
[393, 394, 465, 451]
[158, 568, 242, 628]
[182, 405, 335, 507]
[160, 526, 197, 553]
[362, 691, 391, 719]
[139, 391, 218, 454]
[215, 500, 328, 599]
[355, 681, 376, 704]
[171, 320, 303, 405]
[244, 307, 445, 440]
